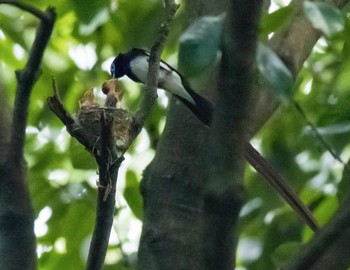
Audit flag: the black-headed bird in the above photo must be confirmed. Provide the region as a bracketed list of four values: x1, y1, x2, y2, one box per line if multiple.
[110, 48, 213, 126]
[110, 48, 319, 232]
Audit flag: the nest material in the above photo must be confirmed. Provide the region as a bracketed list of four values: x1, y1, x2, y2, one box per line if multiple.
[77, 106, 135, 153]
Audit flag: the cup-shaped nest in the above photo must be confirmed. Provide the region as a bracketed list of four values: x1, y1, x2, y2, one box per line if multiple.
[77, 106, 135, 153]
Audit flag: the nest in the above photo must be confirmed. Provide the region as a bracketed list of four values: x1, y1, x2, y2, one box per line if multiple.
[77, 107, 134, 152]
[76, 79, 135, 154]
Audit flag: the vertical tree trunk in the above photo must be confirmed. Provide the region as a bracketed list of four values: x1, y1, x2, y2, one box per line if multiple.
[137, 105, 210, 269]
[137, 0, 260, 269]
[0, 90, 37, 270]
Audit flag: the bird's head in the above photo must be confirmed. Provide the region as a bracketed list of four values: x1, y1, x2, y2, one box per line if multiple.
[110, 53, 127, 78]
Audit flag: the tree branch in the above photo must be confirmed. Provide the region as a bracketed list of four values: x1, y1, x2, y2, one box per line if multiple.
[133, 0, 179, 133]
[6, 5, 56, 160]
[294, 101, 350, 172]
[47, 79, 98, 154]
[86, 111, 123, 270]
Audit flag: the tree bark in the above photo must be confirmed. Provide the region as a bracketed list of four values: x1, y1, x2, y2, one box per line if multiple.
[0, 88, 37, 270]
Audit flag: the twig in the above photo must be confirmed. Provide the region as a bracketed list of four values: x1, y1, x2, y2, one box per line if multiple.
[8, 5, 56, 159]
[294, 101, 350, 173]
[47, 77, 75, 126]
[133, 0, 179, 131]
[47, 78, 96, 154]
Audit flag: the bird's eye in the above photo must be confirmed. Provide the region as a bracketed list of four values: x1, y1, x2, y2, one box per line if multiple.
[110, 63, 115, 77]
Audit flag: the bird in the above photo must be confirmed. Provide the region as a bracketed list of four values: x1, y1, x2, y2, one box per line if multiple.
[110, 48, 214, 126]
[110, 48, 319, 232]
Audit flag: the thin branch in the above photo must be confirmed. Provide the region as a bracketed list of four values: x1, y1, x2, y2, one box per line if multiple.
[294, 101, 350, 173]
[47, 77, 75, 126]
[0, 0, 51, 21]
[47, 78, 101, 154]
[8, 6, 56, 159]
[46, 84, 96, 154]
[134, 0, 179, 130]
[86, 112, 123, 270]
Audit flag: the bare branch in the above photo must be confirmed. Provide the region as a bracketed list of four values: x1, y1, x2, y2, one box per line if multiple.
[47, 100, 95, 155]
[86, 111, 123, 270]
[8, 6, 56, 159]
[294, 101, 350, 172]
[133, 0, 179, 130]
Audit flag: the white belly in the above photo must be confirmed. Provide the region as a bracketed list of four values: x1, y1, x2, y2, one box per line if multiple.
[130, 56, 195, 104]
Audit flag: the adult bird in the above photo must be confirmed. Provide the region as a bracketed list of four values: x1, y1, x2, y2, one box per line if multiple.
[110, 48, 319, 232]
[110, 48, 213, 126]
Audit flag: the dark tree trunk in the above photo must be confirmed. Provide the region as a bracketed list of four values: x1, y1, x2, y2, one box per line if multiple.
[137, 0, 262, 269]
[137, 104, 210, 269]
[0, 90, 37, 270]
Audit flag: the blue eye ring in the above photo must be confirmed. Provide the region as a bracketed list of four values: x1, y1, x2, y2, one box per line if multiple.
[110, 63, 115, 77]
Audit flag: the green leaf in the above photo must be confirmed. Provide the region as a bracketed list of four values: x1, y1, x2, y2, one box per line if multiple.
[123, 170, 143, 220]
[0, 14, 28, 50]
[71, 0, 110, 35]
[69, 139, 97, 170]
[303, 195, 338, 242]
[314, 195, 338, 225]
[272, 242, 302, 268]
[0, 40, 23, 67]
[78, 8, 110, 36]
[314, 121, 350, 136]
[260, 6, 293, 35]
[179, 13, 225, 77]
[304, 1, 344, 37]
[256, 42, 294, 98]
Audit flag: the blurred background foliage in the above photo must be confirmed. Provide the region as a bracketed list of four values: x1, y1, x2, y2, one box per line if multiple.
[1, 0, 350, 269]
